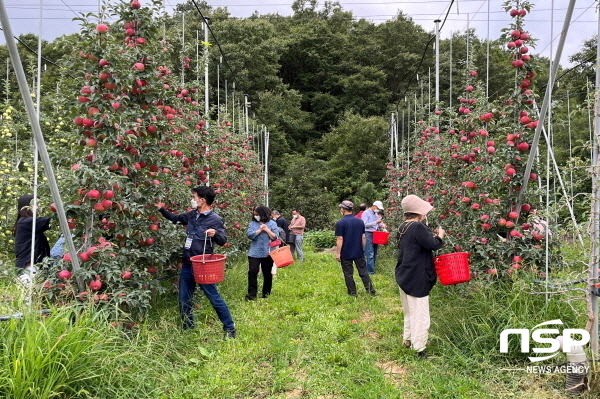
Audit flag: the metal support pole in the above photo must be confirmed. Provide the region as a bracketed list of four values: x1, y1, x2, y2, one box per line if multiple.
[449, 32, 453, 108]
[0, 3, 83, 290]
[434, 19, 440, 106]
[263, 126, 269, 206]
[196, 30, 199, 82]
[589, 2, 600, 356]
[204, 19, 210, 120]
[486, 0, 490, 98]
[389, 112, 394, 161]
[217, 57, 222, 122]
[394, 112, 398, 169]
[181, 14, 185, 86]
[244, 94, 250, 137]
[232, 82, 235, 130]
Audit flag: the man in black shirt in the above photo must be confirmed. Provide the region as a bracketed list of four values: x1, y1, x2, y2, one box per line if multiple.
[271, 210, 289, 244]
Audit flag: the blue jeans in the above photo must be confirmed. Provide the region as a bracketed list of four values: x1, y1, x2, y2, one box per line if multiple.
[364, 232, 379, 274]
[179, 262, 235, 331]
[291, 235, 304, 261]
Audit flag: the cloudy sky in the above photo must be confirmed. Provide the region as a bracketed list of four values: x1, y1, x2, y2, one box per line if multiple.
[0, 0, 597, 67]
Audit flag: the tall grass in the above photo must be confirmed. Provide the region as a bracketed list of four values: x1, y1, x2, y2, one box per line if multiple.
[0, 242, 596, 398]
[431, 276, 586, 364]
[0, 306, 114, 398]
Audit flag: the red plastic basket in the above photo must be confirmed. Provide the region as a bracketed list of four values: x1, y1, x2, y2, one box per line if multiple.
[372, 231, 390, 245]
[270, 246, 294, 268]
[434, 252, 471, 286]
[190, 254, 226, 284]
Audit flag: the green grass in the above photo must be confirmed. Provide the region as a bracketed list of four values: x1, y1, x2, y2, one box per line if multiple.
[0, 244, 598, 398]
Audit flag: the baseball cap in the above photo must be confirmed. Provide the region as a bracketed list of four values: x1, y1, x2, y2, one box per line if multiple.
[372, 200, 384, 210]
[339, 200, 354, 210]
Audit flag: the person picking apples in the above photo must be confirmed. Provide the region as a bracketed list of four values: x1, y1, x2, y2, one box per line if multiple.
[360, 200, 387, 274]
[13, 194, 53, 287]
[395, 194, 445, 360]
[155, 185, 236, 339]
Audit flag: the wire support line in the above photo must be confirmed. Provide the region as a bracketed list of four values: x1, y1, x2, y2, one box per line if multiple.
[0, 27, 76, 79]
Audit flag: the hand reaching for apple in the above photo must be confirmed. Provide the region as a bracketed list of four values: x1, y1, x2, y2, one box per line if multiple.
[155, 202, 165, 209]
[435, 227, 446, 239]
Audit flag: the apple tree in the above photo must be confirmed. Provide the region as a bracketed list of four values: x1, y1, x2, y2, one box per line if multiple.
[41, 0, 263, 317]
[385, 0, 562, 277]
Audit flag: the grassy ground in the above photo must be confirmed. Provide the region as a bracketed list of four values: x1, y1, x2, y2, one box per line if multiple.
[0, 244, 598, 398]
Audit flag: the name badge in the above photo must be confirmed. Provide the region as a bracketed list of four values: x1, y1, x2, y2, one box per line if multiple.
[184, 236, 193, 249]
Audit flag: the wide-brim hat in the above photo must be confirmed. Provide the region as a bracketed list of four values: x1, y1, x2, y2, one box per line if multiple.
[401, 195, 433, 216]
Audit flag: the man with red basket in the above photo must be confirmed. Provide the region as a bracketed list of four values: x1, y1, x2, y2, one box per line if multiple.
[156, 185, 236, 339]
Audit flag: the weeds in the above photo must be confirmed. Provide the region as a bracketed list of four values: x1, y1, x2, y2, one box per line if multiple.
[0, 244, 596, 398]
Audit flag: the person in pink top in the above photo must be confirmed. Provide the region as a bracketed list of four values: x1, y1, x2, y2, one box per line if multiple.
[289, 209, 306, 261]
[355, 203, 367, 219]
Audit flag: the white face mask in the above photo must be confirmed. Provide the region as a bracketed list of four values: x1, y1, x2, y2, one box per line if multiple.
[292, 214, 298, 219]
[191, 199, 198, 209]
[254, 215, 261, 221]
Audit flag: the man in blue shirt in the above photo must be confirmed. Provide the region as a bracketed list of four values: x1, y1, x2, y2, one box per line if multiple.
[335, 200, 376, 297]
[361, 200, 387, 274]
[156, 185, 236, 338]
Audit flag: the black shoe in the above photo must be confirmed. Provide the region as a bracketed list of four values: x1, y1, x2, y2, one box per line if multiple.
[368, 291, 377, 296]
[225, 329, 236, 339]
[417, 351, 429, 360]
[244, 295, 256, 301]
[349, 293, 358, 297]
[262, 293, 270, 298]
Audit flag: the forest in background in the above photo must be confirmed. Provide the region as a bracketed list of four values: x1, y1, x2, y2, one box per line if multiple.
[0, 0, 596, 230]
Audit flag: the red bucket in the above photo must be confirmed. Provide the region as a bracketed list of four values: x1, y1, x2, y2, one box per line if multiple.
[372, 231, 390, 245]
[270, 246, 294, 268]
[190, 254, 226, 284]
[434, 252, 471, 286]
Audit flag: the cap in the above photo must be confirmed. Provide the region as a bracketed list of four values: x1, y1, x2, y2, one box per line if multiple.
[372, 200, 384, 210]
[339, 200, 354, 210]
[17, 194, 33, 212]
[401, 195, 433, 216]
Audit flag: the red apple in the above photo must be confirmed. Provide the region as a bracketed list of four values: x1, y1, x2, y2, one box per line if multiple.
[96, 24, 109, 33]
[88, 190, 101, 199]
[58, 270, 72, 280]
[89, 280, 102, 291]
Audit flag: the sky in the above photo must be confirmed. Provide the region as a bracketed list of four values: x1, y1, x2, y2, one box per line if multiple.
[0, 0, 597, 67]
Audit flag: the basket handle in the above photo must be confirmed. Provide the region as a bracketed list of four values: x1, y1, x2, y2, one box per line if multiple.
[202, 231, 213, 260]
